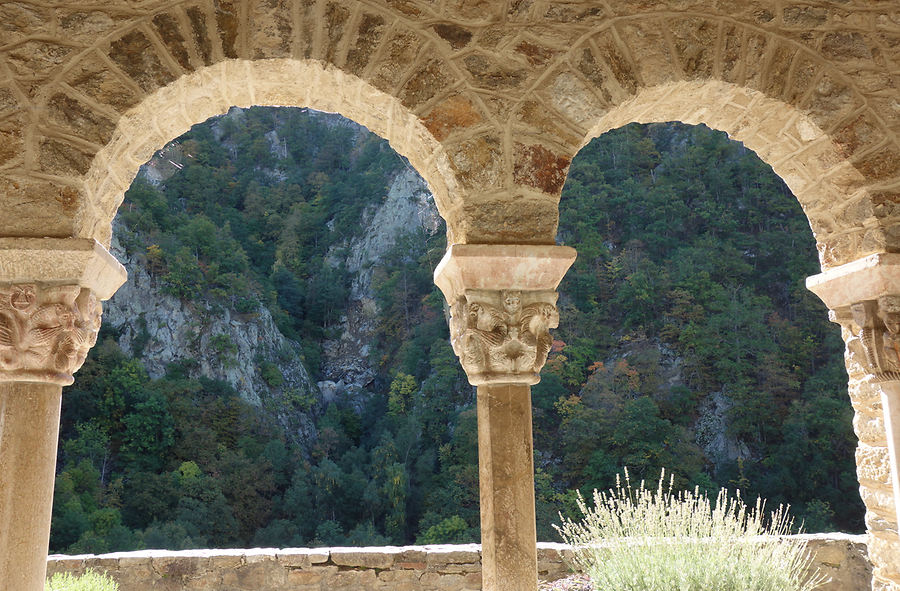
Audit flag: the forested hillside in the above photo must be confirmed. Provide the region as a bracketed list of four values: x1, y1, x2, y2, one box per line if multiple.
[49, 107, 863, 555]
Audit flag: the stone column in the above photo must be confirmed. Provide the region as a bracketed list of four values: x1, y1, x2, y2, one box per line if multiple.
[0, 238, 126, 591]
[434, 244, 576, 591]
[807, 254, 900, 591]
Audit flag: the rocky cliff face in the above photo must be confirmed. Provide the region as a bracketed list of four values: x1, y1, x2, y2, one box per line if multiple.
[103, 164, 440, 443]
[319, 168, 440, 408]
[104, 229, 319, 443]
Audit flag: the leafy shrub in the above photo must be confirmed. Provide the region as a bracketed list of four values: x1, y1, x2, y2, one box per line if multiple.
[260, 362, 284, 387]
[283, 387, 316, 413]
[210, 334, 238, 368]
[416, 515, 473, 544]
[160, 246, 203, 299]
[555, 470, 826, 591]
[46, 569, 118, 591]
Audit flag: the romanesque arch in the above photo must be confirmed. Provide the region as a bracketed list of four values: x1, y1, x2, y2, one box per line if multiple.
[79, 59, 462, 247]
[3, 2, 900, 591]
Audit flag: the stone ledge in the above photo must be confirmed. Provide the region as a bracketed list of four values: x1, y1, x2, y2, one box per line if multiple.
[806, 253, 900, 311]
[0, 238, 126, 299]
[47, 536, 871, 591]
[433, 244, 577, 304]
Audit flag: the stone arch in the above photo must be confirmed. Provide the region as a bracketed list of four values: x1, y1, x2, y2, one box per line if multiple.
[5, 0, 482, 249]
[503, 10, 900, 269]
[578, 79, 853, 270]
[76, 58, 462, 248]
[506, 13, 900, 588]
[5, 3, 900, 590]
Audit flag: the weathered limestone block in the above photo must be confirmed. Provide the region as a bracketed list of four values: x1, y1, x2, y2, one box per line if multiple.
[300, 564, 340, 581]
[855, 410, 887, 445]
[464, 571, 482, 588]
[420, 571, 469, 590]
[861, 483, 898, 516]
[325, 570, 363, 588]
[873, 576, 900, 591]
[512, 142, 572, 196]
[541, 72, 609, 129]
[801, 534, 872, 591]
[395, 548, 427, 563]
[849, 377, 883, 415]
[459, 199, 562, 245]
[222, 564, 269, 589]
[377, 569, 421, 582]
[432, 563, 479, 574]
[331, 547, 396, 568]
[859, 443, 894, 487]
[276, 548, 327, 568]
[424, 545, 482, 565]
[81, 557, 118, 576]
[244, 548, 278, 563]
[869, 533, 900, 580]
[151, 552, 205, 578]
[288, 569, 326, 586]
[868, 511, 899, 536]
[422, 95, 484, 142]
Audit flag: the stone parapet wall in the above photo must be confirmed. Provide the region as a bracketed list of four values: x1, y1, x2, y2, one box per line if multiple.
[47, 535, 870, 591]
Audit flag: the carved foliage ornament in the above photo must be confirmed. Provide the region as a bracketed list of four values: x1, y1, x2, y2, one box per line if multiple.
[0, 283, 102, 385]
[847, 295, 900, 382]
[448, 289, 559, 386]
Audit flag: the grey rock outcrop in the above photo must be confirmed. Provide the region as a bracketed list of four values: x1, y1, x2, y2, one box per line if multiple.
[104, 229, 318, 444]
[694, 391, 755, 468]
[346, 168, 439, 300]
[319, 168, 440, 402]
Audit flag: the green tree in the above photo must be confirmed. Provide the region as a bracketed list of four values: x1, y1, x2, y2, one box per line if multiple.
[388, 372, 417, 416]
[120, 388, 175, 472]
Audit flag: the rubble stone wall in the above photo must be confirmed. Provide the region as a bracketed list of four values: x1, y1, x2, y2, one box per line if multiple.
[47, 535, 871, 591]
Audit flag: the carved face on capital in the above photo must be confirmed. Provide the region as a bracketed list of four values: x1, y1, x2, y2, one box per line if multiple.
[503, 291, 521, 313]
[9, 284, 36, 312]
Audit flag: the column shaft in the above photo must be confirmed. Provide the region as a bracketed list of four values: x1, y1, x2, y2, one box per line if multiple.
[0, 382, 63, 591]
[477, 384, 537, 591]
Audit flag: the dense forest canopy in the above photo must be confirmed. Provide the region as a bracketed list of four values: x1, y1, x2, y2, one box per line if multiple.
[50, 107, 862, 555]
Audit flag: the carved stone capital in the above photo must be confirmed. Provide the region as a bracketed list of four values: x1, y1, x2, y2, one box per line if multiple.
[838, 296, 900, 382]
[0, 284, 102, 385]
[808, 254, 900, 382]
[434, 244, 576, 385]
[0, 238, 126, 385]
[448, 289, 559, 385]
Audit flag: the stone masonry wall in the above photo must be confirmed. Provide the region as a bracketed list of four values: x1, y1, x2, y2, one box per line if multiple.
[47, 536, 870, 591]
[7, 1, 900, 264]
